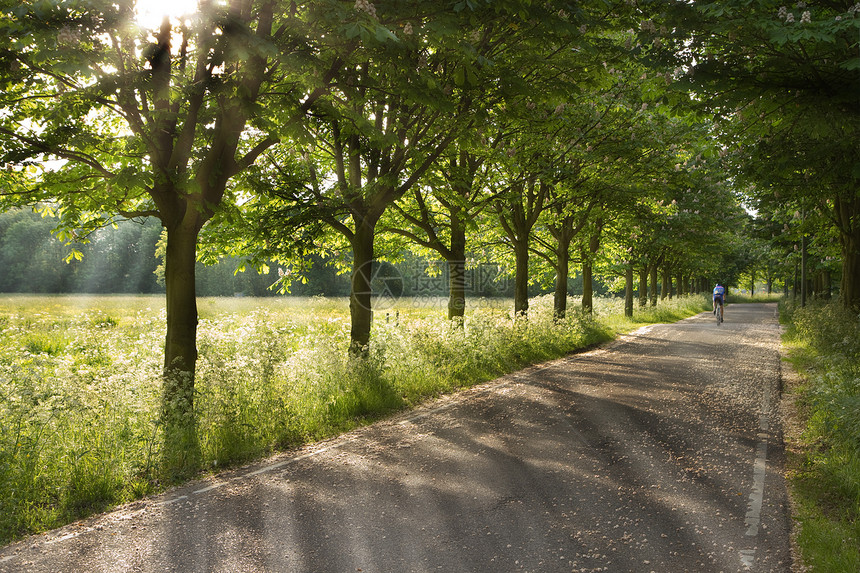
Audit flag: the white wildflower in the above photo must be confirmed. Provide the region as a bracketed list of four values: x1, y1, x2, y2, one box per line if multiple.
[800, 10, 811, 23]
[640, 19, 657, 34]
[354, 0, 377, 18]
[57, 26, 80, 45]
[403, 22, 413, 35]
[778, 6, 788, 19]
[785, 12, 795, 22]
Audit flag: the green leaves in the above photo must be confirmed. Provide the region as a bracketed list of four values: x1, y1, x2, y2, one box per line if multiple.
[841, 57, 860, 71]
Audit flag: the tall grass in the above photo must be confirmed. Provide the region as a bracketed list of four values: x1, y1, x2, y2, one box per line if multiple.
[780, 300, 860, 572]
[727, 291, 784, 304]
[0, 293, 708, 544]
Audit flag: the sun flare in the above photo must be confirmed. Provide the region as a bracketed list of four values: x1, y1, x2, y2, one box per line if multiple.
[135, 0, 201, 29]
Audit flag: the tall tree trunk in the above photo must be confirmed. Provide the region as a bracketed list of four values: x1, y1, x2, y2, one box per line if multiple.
[447, 210, 467, 321]
[638, 266, 648, 307]
[161, 218, 202, 475]
[553, 243, 570, 320]
[349, 214, 378, 355]
[514, 239, 529, 318]
[649, 265, 659, 307]
[801, 231, 808, 307]
[552, 224, 575, 320]
[793, 261, 798, 300]
[582, 262, 594, 314]
[839, 210, 860, 310]
[661, 267, 670, 300]
[581, 223, 602, 314]
[625, 265, 634, 317]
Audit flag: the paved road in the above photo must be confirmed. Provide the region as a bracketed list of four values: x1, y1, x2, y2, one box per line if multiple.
[0, 303, 791, 572]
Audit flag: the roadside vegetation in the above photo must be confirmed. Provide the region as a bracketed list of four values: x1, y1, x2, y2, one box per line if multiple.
[780, 300, 860, 572]
[0, 293, 709, 545]
[726, 292, 784, 304]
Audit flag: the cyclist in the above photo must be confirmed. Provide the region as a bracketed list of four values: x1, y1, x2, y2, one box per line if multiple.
[713, 283, 726, 318]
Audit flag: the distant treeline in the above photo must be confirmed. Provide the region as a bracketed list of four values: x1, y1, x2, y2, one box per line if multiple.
[1, 208, 162, 294]
[2, 208, 598, 298]
[0, 208, 338, 296]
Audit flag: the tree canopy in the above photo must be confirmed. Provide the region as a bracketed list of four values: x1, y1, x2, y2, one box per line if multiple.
[2, 0, 852, 467]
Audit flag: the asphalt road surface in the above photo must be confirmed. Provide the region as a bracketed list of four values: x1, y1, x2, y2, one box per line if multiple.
[0, 303, 791, 573]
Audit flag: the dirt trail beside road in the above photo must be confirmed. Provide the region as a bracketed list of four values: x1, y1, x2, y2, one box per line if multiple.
[0, 303, 790, 572]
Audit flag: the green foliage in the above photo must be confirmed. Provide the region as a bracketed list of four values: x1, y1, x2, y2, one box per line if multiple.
[650, 0, 860, 307]
[781, 300, 860, 570]
[0, 292, 703, 544]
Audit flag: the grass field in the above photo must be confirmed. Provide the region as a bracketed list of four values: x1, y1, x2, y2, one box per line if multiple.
[0, 293, 711, 544]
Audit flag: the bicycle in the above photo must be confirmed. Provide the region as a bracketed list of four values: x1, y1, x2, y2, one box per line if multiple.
[714, 301, 723, 325]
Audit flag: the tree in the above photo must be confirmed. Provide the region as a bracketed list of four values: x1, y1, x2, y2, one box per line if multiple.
[386, 3, 639, 321]
[384, 130, 502, 321]
[0, 0, 336, 472]
[0, 207, 74, 292]
[239, 0, 480, 353]
[242, 0, 599, 346]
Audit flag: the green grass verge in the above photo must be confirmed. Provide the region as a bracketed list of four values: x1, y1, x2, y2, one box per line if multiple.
[780, 299, 860, 572]
[0, 293, 709, 545]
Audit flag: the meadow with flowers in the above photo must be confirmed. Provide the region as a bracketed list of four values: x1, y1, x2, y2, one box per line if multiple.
[0, 293, 710, 543]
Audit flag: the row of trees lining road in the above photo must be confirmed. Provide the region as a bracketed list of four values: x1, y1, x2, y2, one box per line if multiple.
[4, 199, 756, 300]
[0, 0, 806, 471]
[648, 0, 860, 308]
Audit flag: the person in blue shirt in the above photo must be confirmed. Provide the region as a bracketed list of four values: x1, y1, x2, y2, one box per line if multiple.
[713, 283, 726, 317]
